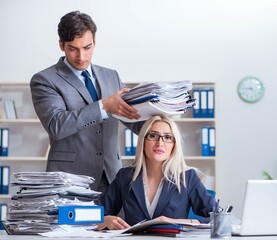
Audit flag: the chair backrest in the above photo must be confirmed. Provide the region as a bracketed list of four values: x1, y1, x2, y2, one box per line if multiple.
[188, 189, 215, 222]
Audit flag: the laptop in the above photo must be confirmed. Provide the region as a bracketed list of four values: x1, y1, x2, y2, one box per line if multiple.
[232, 180, 277, 236]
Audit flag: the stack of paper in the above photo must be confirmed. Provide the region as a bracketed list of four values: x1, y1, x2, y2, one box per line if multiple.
[114, 81, 195, 122]
[2, 172, 102, 235]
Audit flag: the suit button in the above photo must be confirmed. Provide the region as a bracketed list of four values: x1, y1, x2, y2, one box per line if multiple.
[96, 130, 101, 134]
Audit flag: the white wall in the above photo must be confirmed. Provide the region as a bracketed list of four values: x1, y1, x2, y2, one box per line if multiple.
[1, 0, 277, 218]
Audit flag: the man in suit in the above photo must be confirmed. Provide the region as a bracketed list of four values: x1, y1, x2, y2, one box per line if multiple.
[30, 11, 144, 192]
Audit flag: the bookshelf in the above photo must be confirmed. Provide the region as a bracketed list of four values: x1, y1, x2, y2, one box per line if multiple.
[120, 82, 216, 190]
[0, 83, 49, 203]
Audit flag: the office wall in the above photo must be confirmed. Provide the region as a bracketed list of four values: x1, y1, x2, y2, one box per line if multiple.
[1, 0, 277, 218]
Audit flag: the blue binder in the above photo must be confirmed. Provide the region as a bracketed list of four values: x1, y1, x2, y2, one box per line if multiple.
[201, 127, 209, 156]
[132, 133, 138, 156]
[209, 128, 216, 156]
[1, 166, 10, 194]
[58, 205, 104, 225]
[0, 128, 9, 156]
[124, 128, 133, 156]
[0, 204, 8, 230]
[192, 90, 201, 118]
[0, 167, 2, 194]
[200, 90, 208, 118]
[207, 89, 215, 118]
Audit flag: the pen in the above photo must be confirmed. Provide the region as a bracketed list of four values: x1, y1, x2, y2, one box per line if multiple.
[212, 198, 217, 213]
[225, 205, 233, 213]
[216, 199, 220, 213]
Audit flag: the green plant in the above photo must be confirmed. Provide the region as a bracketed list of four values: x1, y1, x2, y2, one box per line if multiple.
[262, 171, 273, 180]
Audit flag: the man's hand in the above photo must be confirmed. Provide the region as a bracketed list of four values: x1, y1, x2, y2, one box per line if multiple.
[95, 215, 130, 230]
[102, 88, 140, 120]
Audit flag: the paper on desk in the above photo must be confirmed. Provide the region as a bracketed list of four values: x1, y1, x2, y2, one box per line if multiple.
[39, 225, 131, 238]
[39, 219, 209, 238]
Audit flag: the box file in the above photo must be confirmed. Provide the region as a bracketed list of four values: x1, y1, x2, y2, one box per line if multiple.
[209, 128, 216, 156]
[201, 127, 209, 156]
[1, 166, 10, 194]
[0, 128, 9, 156]
[124, 128, 133, 156]
[0, 204, 8, 230]
[0, 167, 2, 193]
[200, 90, 208, 118]
[192, 90, 201, 118]
[207, 90, 215, 118]
[132, 133, 138, 156]
[58, 205, 104, 225]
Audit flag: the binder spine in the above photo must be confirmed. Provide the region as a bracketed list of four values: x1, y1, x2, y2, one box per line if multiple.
[0, 128, 9, 156]
[1, 166, 10, 194]
[124, 128, 133, 156]
[58, 205, 104, 224]
[200, 90, 208, 118]
[207, 90, 215, 118]
[132, 133, 138, 156]
[209, 128, 216, 156]
[192, 90, 201, 118]
[201, 127, 209, 156]
[0, 204, 8, 230]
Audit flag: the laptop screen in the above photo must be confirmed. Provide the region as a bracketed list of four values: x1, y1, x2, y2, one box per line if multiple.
[239, 180, 277, 236]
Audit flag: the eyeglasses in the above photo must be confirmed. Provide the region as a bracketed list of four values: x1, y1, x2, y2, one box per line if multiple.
[145, 132, 175, 143]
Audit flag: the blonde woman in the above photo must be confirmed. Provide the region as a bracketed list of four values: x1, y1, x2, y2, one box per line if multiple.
[97, 115, 214, 230]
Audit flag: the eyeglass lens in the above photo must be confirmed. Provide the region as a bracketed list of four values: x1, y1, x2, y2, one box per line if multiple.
[146, 132, 175, 143]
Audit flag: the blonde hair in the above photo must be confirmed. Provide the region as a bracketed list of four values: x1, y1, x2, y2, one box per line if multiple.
[132, 115, 193, 192]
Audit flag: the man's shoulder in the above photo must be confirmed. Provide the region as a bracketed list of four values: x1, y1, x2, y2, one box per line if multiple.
[32, 57, 64, 77]
[92, 64, 116, 73]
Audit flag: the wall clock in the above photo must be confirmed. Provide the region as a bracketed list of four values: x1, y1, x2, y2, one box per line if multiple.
[237, 76, 265, 103]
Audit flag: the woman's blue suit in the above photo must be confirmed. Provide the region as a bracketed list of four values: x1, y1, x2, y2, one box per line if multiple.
[101, 167, 214, 225]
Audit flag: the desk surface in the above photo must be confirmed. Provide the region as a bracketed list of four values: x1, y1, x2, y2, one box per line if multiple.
[1, 230, 277, 240]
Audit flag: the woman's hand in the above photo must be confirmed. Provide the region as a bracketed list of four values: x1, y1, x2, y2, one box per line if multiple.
[95, 215, 130, 230]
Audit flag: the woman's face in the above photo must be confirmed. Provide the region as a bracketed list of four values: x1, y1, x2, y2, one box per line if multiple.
[144, 121, 175, 164]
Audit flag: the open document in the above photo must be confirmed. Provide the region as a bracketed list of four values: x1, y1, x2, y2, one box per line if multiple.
[39, 219, 210, 238]
[113, 81, 196, 122]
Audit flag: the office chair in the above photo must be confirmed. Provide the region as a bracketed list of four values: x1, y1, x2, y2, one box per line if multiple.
[188, 189, 215, 222]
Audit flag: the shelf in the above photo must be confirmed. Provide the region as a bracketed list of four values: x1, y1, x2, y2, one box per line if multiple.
[0, 194, 11, 199]
[172, 118, 216, 122]
[0, 156, 47, 162]
[0, 119, 40, 123]
[121, 156, 215, 161]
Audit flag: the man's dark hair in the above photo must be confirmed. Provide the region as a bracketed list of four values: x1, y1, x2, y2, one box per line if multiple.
[58, 11, 97, 43]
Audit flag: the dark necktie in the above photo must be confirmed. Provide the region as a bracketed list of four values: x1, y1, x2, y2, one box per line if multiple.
[81, 70, 99, 101]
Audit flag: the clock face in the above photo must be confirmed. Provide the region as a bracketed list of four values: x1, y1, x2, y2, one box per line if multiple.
[237, 77, 265, 103]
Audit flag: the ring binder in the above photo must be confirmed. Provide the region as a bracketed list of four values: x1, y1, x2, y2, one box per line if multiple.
[58, 205, 104, 225]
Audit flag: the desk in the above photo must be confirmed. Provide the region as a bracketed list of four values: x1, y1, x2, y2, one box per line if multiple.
[1, 230, 277, 240]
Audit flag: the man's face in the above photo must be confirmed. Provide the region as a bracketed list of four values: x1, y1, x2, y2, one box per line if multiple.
[59, 30, 95, 70]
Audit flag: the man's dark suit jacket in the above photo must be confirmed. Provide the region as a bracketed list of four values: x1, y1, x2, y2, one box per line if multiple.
[101, 167, 214, 225]
[30, 57, 143, 190]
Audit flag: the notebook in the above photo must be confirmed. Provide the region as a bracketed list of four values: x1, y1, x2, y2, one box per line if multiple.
[232, 180, 277, 236]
